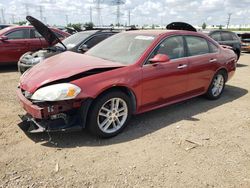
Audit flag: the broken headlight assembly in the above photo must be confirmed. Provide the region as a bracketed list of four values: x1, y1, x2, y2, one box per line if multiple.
[31, 83, 81, 102]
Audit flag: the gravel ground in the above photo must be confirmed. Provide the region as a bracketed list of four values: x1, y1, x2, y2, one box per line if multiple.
[0, 53, 250, 188]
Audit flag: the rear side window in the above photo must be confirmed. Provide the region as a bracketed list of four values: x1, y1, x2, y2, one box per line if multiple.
[85, 34, 109, 48]
[221, 32, 233, 41]
[210, 32, 221, 41]
[185, 36, 209, 56]
[6, 29, 29, 39]
[153, 36, 185, 59]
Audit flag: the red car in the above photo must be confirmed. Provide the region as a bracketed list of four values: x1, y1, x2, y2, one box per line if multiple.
[17, 29, 237, 137]
[0, 25, 70, 65]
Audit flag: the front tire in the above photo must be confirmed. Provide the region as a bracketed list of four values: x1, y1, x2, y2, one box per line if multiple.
[206, 71, 226, 100]
[86, 91, 132, 138]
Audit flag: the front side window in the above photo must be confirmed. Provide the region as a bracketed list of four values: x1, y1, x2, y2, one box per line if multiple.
[186, 36, 209, 56]
[210, 32, 222, 41]
[6, 29, 29, 39]
[151, 35, 185, 60]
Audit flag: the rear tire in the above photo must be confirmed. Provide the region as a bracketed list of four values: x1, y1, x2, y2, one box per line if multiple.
[86, 91, 132, 138]
[206, 71, 226, 100]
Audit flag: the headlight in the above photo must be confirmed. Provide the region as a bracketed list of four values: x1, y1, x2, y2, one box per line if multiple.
[31, 83, 81, 101]
[30, 57, 44, 65]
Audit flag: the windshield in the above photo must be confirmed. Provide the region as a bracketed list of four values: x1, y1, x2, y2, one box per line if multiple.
[86, 33, 156, 65]
[56, 32, 91, 49]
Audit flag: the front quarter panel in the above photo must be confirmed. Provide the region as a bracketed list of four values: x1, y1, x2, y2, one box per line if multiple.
[71, 65, 142, 106]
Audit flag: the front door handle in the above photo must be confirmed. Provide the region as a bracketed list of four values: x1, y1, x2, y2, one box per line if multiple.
[209, 58, 217, 63]
[177, 64, 188, 69]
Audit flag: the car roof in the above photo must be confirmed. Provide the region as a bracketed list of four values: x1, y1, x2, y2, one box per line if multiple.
[0, 25, 69, 36]
[125, 29, 200, 36]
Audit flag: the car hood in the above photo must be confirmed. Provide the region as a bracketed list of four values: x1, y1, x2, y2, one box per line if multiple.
[20, 51, 125, 93]
[26, 16, 60, 46]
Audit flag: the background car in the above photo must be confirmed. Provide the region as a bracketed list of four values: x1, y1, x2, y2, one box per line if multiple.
[208, 30, 241, 60]
[240, 33, 250, 52]
[0, 25, 70, 65]
[17, 29, 237, 137]
[18, 29, 119, 73]
[0, 24, 14, 30]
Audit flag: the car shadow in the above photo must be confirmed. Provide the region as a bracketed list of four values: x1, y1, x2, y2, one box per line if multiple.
[0, 64, 18, 73]
[237, 63, 248, 68]
[19, 85, 248, 148]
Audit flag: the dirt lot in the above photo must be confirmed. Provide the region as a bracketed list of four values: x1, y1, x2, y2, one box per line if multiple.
[0, 54, 250, 188]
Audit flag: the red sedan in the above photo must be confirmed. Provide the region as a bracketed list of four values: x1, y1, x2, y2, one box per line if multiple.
[0, 25, 70, 65]
[17, 30, 237, 137]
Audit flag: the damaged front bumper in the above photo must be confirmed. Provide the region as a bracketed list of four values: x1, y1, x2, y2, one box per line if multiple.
[18, 113, 82, 133]
[17, 88, 92, 133]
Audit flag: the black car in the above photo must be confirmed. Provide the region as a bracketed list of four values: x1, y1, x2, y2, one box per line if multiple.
[18, 29, 119, 73]
[0, 24, 13, 30]
[208, 30, 241, 60]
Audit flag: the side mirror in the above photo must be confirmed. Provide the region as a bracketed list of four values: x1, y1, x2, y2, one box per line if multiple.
[0, 36, 8, 41]
[149, 54, 170, 64]
[79, 44, 89, 52]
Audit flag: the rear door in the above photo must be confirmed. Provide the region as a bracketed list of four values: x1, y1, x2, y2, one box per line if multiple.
[27, 28, 45, 51]
[185, 35, 218, 94]
[141, 35, 189, 107]
[220, 31, 236, 48]
[0, 29, 30, 63]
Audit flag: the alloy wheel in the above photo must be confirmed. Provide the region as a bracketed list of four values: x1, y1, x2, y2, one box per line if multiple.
[97, 97, 128, 134]
[211, 74, 224, 97]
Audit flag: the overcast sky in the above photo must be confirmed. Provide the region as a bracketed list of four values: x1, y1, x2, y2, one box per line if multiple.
[0, 0, 250, 26]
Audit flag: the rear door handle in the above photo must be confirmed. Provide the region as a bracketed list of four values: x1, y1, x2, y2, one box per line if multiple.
[177, 64, 188, 69]
[209, 58, 217, 63]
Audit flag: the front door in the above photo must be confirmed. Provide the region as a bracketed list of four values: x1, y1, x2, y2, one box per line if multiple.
[141, 35, 189, 108]
[0, 29, 30, 63]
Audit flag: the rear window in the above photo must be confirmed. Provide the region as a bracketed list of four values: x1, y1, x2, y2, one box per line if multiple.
[185, 36, 209, 56]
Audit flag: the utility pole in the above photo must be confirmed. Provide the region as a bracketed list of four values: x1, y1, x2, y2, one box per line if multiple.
[24, 3, 29, 16]
[1, 8, 6, 24]
[65, 15, 69, 26]
[95, 0, 102, 26]
[11, 14, 15, 24]
[90, 6, 92, 23]
[226, 13, 232, 29]
[43, 17, 47, 24]
[116, 4, 120, 26]
[39, 5, 43, 22]
[128, 9, 131, 26]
